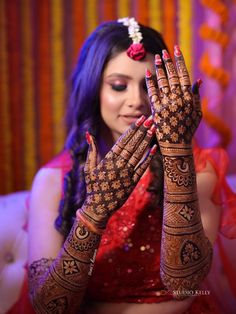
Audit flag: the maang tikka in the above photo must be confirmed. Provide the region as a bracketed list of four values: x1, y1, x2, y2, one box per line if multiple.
[117, 17, 146, 61]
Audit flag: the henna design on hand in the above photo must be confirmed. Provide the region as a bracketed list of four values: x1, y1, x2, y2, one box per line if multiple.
[163, 155, 195, 188]
[28, 117, 157, 313]
[146, 47, 202, 146]
[28, 220, 101, 313]
[146, 50, 212, 297]
[80, 117, 157, 230]
[159, 147, 213, 299]
[28, 257, 55, 298]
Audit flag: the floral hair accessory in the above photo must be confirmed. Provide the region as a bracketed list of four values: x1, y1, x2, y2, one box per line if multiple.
[117, 17, 146, 61]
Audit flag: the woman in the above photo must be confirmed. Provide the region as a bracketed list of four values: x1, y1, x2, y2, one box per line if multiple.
[28, 18, 231, 313]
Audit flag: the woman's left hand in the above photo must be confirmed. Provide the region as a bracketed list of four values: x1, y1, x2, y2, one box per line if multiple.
[79, 116, 157, 231]
[145, 46, 202, 147]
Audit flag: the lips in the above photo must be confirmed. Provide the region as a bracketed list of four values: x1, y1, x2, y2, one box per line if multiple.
[121, 115, 142, 124]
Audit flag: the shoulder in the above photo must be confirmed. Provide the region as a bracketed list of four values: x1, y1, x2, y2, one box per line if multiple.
[29, 167, 62, 216]
[28, 151, 74, 262]
[28, 165, 65, 262]
[194, 145, 229, 175]
[32, 166, 61, 193]
[30, 150, 72, 200]
[44, 150, 73, 172]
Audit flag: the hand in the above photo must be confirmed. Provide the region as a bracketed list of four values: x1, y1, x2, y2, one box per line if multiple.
[145, 46, 202, 146]
[79, 116, 157, 231]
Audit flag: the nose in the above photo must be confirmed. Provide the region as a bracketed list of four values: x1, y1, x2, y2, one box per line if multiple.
[127, 86, 146, 109]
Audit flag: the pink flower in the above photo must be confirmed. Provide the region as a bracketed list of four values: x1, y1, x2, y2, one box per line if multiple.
[127, 43, 146, 61]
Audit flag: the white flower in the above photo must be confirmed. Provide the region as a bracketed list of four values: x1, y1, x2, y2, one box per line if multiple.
[118, 17, 143, 44]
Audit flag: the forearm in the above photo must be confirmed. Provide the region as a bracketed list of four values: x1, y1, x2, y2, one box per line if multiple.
[28, 219, 101, 313]
[160, 143, 213, 298]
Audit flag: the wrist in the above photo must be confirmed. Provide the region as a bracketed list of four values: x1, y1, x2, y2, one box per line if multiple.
[76, 207, 107, 234]
[160, 143, 196, 194]
[158, 141, 193, 157]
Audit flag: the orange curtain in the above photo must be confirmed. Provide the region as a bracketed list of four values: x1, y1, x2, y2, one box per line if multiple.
[0, 0, 235, 193]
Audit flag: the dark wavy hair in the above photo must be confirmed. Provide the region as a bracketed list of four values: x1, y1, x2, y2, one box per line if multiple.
[55, 20, 167, 237]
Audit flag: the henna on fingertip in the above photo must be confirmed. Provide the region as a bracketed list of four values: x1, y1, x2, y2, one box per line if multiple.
[173, 45, 191, 90]
[145, 72, 161, 114]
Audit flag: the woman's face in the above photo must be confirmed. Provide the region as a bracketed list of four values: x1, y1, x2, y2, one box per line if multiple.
[100, 51, 155, 142]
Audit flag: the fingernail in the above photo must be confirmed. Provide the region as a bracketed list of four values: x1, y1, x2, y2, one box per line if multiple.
[135, 115, 146, 126]
[146, 68, 152, 78]
[162, 50, 170, 60]
[86, 131, 91, 144]
[192, 79, 203, 94]
[147, 124, 156, 135]
[150, 144, 157, 155]
[155, 54, 162, 65]
[197, 78, 203, 87]
[174, 45, 181, 57]
[143, 116, 154, 128]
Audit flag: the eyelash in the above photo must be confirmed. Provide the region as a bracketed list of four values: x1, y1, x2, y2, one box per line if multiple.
[111, 84, 127, 91]
[111, 83, 148, 93]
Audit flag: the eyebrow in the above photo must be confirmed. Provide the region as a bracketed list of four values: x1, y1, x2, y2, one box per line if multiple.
[105, 73, 156, 81]
[105, 73, 133, 79]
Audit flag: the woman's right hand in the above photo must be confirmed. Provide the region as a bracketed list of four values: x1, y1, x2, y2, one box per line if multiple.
[78, 115, 157, 232]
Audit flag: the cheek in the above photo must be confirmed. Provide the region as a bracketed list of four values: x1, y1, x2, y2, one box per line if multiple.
[100, 88, 122, 114]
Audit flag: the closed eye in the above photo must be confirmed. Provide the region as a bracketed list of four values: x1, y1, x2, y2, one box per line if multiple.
[111, 84, 127, 92]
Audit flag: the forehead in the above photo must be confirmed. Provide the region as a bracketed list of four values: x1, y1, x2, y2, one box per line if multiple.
[103, 51, 155, 78]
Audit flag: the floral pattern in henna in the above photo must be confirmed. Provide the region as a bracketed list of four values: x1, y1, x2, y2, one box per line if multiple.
[146, 47, 213, 298]
[181, 240, 201, 265]
[80, 119, 156, 230]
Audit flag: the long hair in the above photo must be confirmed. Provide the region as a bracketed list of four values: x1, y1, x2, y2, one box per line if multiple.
[55, 20, 167, 237]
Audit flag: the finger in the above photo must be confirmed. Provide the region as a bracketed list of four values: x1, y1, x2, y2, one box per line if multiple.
[84, 132, 98, 174]
[133, 144, 157, 182]
[155, 54, 170, 101]
[128, 124, 156, 167]
[112, 116, 152, 159]
[174, 45, 191, 92]
[192, 79, 202, 111]
[191, 80, 202, 126]
[154, 54, 170, 96]
[162, 50, 180, 94]
[111, 115, 146, 156]
[120, 116, 154, 161]
[145, 69, 162, 120]
[191, 79, 202, 95]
